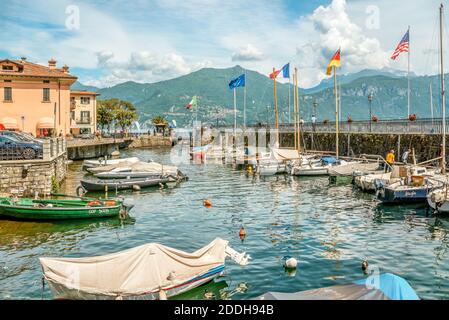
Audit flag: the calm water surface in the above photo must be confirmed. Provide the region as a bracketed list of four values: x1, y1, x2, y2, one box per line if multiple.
[1, 147, 449, 300]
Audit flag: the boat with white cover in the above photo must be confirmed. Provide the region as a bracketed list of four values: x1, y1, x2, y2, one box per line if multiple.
[83, 157, 140, 170]
[39, 238, 250, 300]
[290, 156, 349, 176]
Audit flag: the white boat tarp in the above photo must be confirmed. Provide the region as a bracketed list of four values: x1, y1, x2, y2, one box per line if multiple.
[271, 148, 300, 161]
[130, 162, 179, 175]
[40, 238, 230, 299]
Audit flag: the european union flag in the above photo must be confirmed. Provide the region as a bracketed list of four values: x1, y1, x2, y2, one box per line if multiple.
[229, 74, 245, 89]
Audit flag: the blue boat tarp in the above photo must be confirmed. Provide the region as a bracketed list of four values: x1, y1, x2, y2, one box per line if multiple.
[254, 273, 419, 300]
[354, 273, 419, 300]
[321, 156, 338, 165]
[192, 145, 211, 153]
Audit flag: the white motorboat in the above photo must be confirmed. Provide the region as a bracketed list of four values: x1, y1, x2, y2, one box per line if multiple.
[354, 172, 392, 192]
[427, 187, 449, 213]
[258, 148, 300, 176]
[290, 156, 347, 176]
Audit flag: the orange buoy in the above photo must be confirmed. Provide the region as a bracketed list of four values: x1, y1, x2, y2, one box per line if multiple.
[239, 227, 246, 241]
[203, 199, 212, 208]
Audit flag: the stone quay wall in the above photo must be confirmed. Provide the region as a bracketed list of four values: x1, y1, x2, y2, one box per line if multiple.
[128, 135, 172, 148]
[0, 151, 67, 197]
[279, 131, 445, 162]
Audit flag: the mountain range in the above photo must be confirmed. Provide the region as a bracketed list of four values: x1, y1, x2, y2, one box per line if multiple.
[72, 66, 444, 127]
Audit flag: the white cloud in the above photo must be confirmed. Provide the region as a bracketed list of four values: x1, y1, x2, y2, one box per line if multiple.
[294, 0, 389, 87]
[86, 50, 213, 87]
[0, 0, 443, 89]
[231, 44, 264, 61]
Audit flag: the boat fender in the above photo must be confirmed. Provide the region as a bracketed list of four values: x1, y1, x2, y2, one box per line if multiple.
[132, 185, 141, 191]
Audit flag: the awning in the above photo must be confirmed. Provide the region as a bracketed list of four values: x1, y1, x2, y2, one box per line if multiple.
[1, 117, 19, 130]
[37, 117, 55, 129]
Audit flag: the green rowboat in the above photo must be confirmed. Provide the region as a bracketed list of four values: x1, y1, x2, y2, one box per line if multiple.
[0, 197, 128, 221]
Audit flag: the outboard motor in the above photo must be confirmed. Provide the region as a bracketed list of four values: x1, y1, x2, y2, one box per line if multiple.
[373, 178, 385, 198]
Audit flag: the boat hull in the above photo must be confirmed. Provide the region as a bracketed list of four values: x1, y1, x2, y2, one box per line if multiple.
[45, 265, 225, 300]
[0, 203, 122, 220]
[291, 168, 329, 176]
[378, 186, 434, 204]
[94, 172, 162, 179]
[80, 177, 169, 192]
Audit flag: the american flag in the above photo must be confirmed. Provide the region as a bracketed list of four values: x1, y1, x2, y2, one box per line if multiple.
[391, 30, 409, 60]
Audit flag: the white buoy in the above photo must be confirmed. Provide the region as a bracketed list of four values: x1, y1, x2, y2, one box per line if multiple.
[284, 257, 298, 269]
[111, 150, 120, 157]
[133, 185, 141, 191]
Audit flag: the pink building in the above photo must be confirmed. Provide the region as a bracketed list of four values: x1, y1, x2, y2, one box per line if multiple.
[0, 58, 77, 137]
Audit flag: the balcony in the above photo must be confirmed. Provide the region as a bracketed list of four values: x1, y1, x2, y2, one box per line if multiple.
[76, 117, 91, 125]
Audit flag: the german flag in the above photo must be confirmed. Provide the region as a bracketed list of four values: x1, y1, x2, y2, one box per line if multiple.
[326, 49, 341, 76]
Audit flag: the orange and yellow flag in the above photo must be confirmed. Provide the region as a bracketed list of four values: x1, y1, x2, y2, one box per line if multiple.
[326, 49, 341, 76]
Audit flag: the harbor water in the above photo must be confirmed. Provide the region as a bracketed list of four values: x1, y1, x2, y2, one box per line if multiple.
[1, 147, 449, 300]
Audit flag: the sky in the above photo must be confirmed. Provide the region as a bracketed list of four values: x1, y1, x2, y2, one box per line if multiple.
[0, 0, 447, 88]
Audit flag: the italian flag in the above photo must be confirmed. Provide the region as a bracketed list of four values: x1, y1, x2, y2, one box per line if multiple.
[186, 96, 197, 109]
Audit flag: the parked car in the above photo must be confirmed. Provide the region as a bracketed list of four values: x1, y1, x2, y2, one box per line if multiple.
[0, 130, 43, 144]
[0, 135, 43, 160]
[74, 133, 95, 139]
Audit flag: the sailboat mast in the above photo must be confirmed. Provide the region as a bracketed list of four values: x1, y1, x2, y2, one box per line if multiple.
[441, 3, 446, 174]
[430, 83, 434, 124]
[334, 66, 339, 158]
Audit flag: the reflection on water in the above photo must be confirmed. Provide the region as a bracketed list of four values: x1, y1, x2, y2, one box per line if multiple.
[1, 147, 449, 300]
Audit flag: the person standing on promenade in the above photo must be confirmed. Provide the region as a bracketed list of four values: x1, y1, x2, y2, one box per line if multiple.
[385, 149, 395, 172]
[402, 149, 411, 164]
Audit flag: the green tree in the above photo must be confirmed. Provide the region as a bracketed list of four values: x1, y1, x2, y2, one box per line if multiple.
[97, 99, 138, 132]
[114, 100, 138, 131]
[97, 99, 117, 131]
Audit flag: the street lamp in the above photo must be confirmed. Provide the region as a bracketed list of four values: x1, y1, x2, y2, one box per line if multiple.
[312, 99, 318, 132]
[368, 92, 374, 133]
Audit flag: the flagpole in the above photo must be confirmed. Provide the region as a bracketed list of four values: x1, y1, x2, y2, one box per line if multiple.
[440, 3, 446, 174]
[293, 71, 297, 151]
[334, 65, 339, 159]
[233, 87, 237, 137]
[296, 67, 300, 153]
[407, 25, 410, 118]
[244, 69, 247, 130]
[273, 67, 279, 144]
[288, 74, 291, 124]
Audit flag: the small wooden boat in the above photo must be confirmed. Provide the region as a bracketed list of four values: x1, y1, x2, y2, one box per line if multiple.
[0, 197, 130, 220]
[40, 238, 250, 300]
[80, 176, 170, 192]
